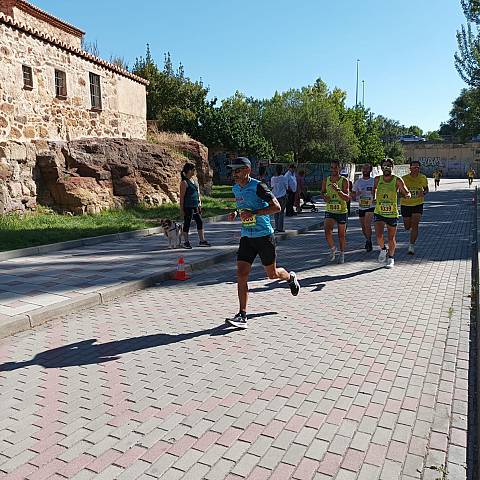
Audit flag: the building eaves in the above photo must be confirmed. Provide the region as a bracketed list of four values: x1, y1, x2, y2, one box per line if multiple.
[14, 0, 85, 37]
[0, 12, 149, 86]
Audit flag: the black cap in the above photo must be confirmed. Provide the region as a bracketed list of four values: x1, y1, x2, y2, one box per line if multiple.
[227, 157, 251, 170]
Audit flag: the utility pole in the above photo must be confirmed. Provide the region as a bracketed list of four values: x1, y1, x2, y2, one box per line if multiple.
[355, 59, 360, 108]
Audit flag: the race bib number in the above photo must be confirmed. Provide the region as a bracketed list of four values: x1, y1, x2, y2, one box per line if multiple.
[380, 203, 393, 214]
[329, 202, 341, 211]
[411, 189, 420, 199]
[359, 196, 372, 208]
[241, 211, 257, 227]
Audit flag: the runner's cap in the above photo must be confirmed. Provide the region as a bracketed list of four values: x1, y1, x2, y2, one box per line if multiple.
[227, 157, 251, 170]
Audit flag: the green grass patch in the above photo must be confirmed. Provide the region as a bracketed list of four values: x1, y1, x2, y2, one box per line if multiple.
[0, 193, 235, 252]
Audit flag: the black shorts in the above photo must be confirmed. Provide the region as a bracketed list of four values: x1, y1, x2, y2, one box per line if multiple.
[324, 212, 348, 224]
[374, 213, 398, 227]
[358, 207, 375, 218]
[401, 204, 424, 217]
[237, 235, 276, 266]
[434, 179, 440, 185]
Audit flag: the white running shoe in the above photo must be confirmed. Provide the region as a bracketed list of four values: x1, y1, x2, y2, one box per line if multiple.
[329, 248, 337, 262]
[408, 244, 415, 255]
[378, 249, 387, 263]
[386, 257, 395, 269]
[338, 252, 345, 264]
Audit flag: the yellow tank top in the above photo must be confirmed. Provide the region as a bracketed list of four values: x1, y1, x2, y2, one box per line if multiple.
[468, 170, 474, 178]
[401, 174, 427, 206]
[325, 176, 348, 214]
[374, 176, 398, 218]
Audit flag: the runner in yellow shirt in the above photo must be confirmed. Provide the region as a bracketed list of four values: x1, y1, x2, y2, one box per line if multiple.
[373, 158, 411, 269]
[433, 169, 442, 191]
[321, 160, 350, 264]
[401, 160, 429, 255]
[467, 167, 476, 187]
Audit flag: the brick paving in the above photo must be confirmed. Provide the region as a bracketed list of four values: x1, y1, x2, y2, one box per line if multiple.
[0, 179, 474, 479]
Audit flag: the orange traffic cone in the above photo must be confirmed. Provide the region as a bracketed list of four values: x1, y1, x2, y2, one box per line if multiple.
[174, 256, 190, 281]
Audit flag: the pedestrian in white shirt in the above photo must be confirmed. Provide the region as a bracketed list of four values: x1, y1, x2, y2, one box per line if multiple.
[270, 164, 288, 232]
[284, 164, 297, 216]
[352, 163, 375, 252]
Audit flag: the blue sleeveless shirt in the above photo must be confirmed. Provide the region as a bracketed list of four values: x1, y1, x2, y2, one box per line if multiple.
[232, 178, 274, 238]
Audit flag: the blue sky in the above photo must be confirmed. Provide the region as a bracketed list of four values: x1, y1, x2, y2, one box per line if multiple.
[34, 0, 466, 132]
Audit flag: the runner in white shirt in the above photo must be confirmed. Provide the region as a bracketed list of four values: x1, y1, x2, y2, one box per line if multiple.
[352, 163, 375, 252]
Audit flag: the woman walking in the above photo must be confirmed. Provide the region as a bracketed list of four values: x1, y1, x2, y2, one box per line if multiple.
[179, 163, 211, 249]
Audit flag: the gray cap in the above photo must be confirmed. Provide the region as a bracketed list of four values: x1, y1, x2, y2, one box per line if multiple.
[227, 157, 251, 170]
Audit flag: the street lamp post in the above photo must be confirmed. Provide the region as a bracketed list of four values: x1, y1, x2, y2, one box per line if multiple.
[355, 59, 360, 108]
[362, 80, 365, 106]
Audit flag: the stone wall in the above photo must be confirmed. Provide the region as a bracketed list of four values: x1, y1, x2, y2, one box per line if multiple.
[0, 19, 147, 142]
[404, 142, 480, 176]
[0, 137, 212, 215]
[12, 6, 82, 48]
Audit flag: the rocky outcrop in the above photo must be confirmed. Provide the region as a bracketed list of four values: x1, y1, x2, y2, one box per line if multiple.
[0, 136, 212, 215]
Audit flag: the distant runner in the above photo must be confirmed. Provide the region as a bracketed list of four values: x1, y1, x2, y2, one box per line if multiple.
[373, 158, 411, 269]
[433, 169, 442, 191]
[352, 163, 375, 252]
[226, 157, 300, 329]
[401, 160, 428, 255]
[467, 167, 476, 187]
[321, 161, 350, 264]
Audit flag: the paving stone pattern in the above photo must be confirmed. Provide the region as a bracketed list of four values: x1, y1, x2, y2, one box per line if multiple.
[0, 179, 474, 479]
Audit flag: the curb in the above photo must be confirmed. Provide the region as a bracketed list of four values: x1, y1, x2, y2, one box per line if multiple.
[0, 218, 324, 340]
[0, 213, 231, 262]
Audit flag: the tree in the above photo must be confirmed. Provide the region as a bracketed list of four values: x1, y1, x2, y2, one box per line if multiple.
[441, 87, 480, 141]
[197, 92, 274, 159]
[346, 107, 384, 165]
[455, 0, 480, 87]
[425, 131, 444, 142]
[261, 79, 359, 163]
[132, 45, 210, 134]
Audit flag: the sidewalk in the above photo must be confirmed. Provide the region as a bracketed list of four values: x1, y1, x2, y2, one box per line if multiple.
[0, 210, 324, 338]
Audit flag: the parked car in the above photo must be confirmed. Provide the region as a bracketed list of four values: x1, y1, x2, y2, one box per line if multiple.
[399, 134, 426, 142]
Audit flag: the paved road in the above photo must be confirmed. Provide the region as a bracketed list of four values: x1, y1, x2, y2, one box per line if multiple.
[0, 179, 474, 479]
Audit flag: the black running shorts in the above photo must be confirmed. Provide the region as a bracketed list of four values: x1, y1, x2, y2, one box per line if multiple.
[400, 204, 424, 217]
[237, 235, 276, 266]
[374, 213, 398, 227]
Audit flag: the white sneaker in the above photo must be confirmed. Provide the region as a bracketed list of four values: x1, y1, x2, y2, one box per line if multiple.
[408, 244, 415, 255]
[386, 257, 395, 269]
[378, 249, 387, 263]
[329, 248, 337, 262]
[338, 252, 345, 264]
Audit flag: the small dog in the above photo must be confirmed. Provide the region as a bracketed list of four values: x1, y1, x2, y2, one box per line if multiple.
[160, 219, 183, 248]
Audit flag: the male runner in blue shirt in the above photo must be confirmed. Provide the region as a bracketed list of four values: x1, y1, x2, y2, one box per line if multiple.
[226, 157, 300, 329]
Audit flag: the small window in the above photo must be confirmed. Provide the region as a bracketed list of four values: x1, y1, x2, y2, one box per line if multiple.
[55, 69, 67, 98]
[22, 65, 33, 89]
[89, 72, 102, 110]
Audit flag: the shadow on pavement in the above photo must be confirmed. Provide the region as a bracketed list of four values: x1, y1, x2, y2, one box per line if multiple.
[0, 311, 278, 371]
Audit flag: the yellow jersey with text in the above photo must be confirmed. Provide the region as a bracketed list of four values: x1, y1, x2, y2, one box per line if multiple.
[374, 176, 398, 218]
[401, 174, 427, 206]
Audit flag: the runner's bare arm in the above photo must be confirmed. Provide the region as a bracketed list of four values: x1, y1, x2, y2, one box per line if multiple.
[250, 197, 281, 217]
[373, 176, 379, 200]
[336, 178, 350, 201]
[397, 177, 411, 198]
[321, 179, 330, 202]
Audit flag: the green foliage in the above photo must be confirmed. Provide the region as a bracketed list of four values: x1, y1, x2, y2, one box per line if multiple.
[345, 107, 384, 165]
[198, 92, 275, 160]
[455, 4, 480, 87]
[425, 131, 443, 142]
[441, 87, 480, 140]
[132, 45, 210, 133]
[261, 79, 359, 163]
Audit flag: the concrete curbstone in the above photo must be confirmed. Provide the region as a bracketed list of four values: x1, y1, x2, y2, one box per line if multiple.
[0, 314, 31, 340]
[26, 293, 102, 328]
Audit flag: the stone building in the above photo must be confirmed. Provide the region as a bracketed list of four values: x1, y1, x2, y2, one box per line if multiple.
[0, 0, 148, 142]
